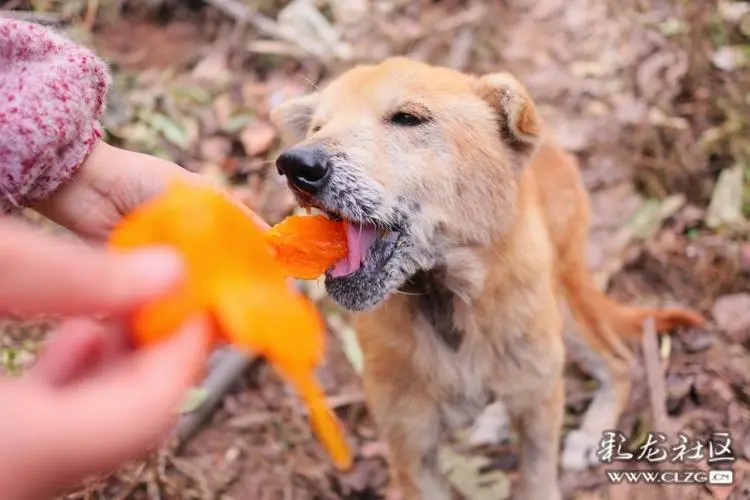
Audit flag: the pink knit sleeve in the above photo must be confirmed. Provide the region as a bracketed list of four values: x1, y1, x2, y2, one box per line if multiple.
[0, 19, 111, 214]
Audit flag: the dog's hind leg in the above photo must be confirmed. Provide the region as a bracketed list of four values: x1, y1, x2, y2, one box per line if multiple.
[558, 289, 633, 471]
[541, 157, 705, 470]
[555, 225, 636, 471]
[557, 224, 706, 471]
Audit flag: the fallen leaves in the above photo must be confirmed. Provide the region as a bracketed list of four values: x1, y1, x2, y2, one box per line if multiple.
[199, 136, 233, 163]
[712, 293, 750, 342]
[22, 0, 750, 498]
[438, 446, 510, 500]
[711, 46, 750, 72]
[706, 164, 746, 230]
[239, 119, 278, 157]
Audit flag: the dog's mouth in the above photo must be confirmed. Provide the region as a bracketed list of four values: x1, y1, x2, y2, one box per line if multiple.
[293, 191, 402, 281]
[318, 207, 401, 280]
[329, 218, 380, 277]
[286, 182, 433, 311]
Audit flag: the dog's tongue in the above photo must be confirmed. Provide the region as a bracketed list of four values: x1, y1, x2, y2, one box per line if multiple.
[330, 221, 378, 278]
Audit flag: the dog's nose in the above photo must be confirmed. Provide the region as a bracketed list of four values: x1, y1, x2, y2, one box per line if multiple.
[275, 145, 331, 194]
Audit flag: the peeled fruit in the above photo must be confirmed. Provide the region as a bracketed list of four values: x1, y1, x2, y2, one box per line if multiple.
[108, 179, 352, 471]
[266, 214, 348, 280]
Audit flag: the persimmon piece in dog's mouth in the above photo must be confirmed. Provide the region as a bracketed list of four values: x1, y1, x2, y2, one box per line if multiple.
[329, 220, 379, 278]
[265, 213, 387, 280]
[266, 214, 349, 280]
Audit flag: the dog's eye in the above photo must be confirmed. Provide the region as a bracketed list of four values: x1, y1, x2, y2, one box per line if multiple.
[311, 125, 322, 133]
[391, 112, 425, 126]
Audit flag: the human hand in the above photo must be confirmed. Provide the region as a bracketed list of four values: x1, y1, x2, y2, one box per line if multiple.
[0, 219, 210, 500]
[33, 141, 270, 241]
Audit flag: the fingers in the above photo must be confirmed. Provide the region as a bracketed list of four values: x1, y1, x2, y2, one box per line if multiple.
[0, 219, 184, 317]
[29, 318, 107, 386]
[30, 317, 131, 387]
[6, 317, 211, 500]
[52, 317, 210, 463]
[36, 141, 271, 240]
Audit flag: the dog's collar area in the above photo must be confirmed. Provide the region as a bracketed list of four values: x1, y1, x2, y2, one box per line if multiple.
[401, 269, 465, 351]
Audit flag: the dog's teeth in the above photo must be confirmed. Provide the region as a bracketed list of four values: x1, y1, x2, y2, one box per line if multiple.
[305, 207, 312, 215]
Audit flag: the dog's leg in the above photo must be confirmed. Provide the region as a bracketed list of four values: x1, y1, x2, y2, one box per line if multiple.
[362, 367, 451, 500]
[558, 254, 634, 471]
[511, 378, 564, 500]
[377, 399, 450, 500]
[560, 310, 632, 471]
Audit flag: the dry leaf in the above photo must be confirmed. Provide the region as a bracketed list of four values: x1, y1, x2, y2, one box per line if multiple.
[707, 164, 745, 229]
[328, 313, 364, 375]
[438, 446, 510, 500]
[627, 194, 686, 241]
[179, 387, 209, 414]
[277, 0, 353, 61]
[712, 293, 750, 342]
[719, 1, 750, 23]
[711, 46, 750, 71]
[199, 136, 233, 162]
[240, 120, 278, 157]
[191, 50, 232, 84]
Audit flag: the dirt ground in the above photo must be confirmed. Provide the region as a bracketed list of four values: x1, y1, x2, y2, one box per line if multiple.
[2, 0, 750, 499]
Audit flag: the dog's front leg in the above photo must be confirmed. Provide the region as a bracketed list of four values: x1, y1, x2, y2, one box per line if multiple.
[511, 377, 564, 500]
[365, 381, 450, 500]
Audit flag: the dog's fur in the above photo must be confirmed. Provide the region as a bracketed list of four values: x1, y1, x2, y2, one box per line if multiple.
[269, 58, 706, 500]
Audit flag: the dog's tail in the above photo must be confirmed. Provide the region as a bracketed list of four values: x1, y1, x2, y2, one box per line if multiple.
[559, 256, 707, 357]
[578, 288, 706, 338]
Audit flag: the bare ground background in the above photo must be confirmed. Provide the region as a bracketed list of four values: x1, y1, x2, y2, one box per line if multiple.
[1, 0, 750, 499]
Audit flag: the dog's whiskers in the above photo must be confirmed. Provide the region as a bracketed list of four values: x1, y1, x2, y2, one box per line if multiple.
[394, 290, 429, 297]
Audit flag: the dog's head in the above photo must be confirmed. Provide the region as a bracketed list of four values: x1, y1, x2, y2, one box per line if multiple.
[269, 57, 542, 311]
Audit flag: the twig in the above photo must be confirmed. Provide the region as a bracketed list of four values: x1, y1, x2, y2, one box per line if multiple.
[245, 40, 307, 58]
[432, 3, 486, 34]
[295, 392, 365, 417]
[203, 0, 329, 62]
[83, 0, 99, 31]
[445, 26, 475, 71]
[641, 317, 680, 500]
[111, 465, 146, 500]
[641, 317, 671, 435]
[677, 408, 725, 429]
[169, 454, 213, 499]
[173, 346, 256, 447]
[0, 9, 63, 25]
[412, 3, 486, 41]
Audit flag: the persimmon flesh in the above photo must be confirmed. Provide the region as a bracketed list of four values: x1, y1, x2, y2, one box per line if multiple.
[107, 180, 352, 471]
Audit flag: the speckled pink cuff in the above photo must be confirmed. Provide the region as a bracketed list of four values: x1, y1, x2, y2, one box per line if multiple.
[0, 18, 112, 213]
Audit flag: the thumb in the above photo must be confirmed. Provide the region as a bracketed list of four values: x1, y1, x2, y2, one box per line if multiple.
[5, 317, 210, 500]
[0, 219, 183, 317]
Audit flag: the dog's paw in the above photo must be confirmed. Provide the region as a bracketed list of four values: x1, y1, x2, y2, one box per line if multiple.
[561, 430, 601, 471]
[468, 402, 511, 446]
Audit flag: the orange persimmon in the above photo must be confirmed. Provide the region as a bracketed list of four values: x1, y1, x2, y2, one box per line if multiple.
[266, 214, 348, 280]
[108, 179, 352, 471]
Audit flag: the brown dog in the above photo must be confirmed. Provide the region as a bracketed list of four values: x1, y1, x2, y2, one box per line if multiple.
[269, 58, 706, 500]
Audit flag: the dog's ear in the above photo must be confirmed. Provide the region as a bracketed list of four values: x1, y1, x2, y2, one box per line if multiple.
[269, 92, 321, 145]
[475, 72, 541, 169]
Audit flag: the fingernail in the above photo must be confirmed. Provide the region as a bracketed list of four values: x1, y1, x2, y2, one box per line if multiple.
[120, 247, 185, 293]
